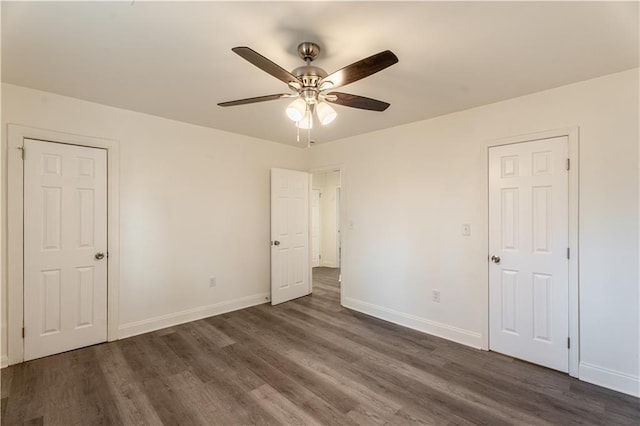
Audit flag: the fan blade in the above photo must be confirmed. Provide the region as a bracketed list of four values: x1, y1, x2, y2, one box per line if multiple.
[320, 50, 398, 89]
[325, 92, 390, 111]
[218, 94, 290, 107]
[232, 47, 302, 86]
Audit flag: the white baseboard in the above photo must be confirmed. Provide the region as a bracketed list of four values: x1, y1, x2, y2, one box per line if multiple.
[1, 355, 8, 369]
[119, 293, 269, 339]
[579, 362, 640, 397]
[342, 297, 483, 349]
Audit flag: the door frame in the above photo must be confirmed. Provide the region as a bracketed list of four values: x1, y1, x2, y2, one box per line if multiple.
[336, 187, 341, 268]
[309, 164, 344, 303]
[311, 188, 321, 268]
[484, 127, 579, 377]
[7, 124, 121, 366]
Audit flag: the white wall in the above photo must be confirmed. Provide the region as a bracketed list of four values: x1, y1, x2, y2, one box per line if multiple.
[312, 170, 341, 267]
[307, 69, 640, 396]
[1, 83, 305, 363]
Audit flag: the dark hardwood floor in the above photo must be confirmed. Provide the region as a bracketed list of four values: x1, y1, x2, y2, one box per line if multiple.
[2, 267, 639, 425]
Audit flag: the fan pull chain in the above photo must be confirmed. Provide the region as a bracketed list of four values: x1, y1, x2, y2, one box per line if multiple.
[307, 127, 311, 148]
[296, 122, 300, 143]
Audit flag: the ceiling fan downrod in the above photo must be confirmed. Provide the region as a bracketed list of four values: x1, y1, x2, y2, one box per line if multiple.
[297, 42, 321, 63]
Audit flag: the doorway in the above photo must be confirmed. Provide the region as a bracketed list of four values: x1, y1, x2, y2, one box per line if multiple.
[7, 125, 121, 366]
[488, 136, 571, 372]
[311, 169, 342, 294]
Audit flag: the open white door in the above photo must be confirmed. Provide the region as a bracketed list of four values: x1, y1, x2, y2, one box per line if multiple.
[24, 139, 108, 361]
[271, 168, 310, 305]
[489, 136, 569, 372]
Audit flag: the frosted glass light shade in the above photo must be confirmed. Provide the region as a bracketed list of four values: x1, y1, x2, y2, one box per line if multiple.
[316, 102, 337, 125]
[298, 110, 313, 129]
[286, 98, 307, 122]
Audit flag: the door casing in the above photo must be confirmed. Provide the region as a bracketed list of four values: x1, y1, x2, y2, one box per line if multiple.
[311, 188, 321, 268]
[6, 125, 121, 366]
[484, 127, 579, 377]
[336, 187, 342, 269]
[308, 165, 344, 303]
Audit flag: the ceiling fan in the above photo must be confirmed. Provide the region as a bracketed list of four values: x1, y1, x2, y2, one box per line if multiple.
[218, 42, 399, 132]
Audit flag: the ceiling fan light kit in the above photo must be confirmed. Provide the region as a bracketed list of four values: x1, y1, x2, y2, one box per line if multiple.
[316, 101, 337, 125]
[285, 98, 307, 122]
[298, 109, 313, 130]
[218, 41, 398, 145]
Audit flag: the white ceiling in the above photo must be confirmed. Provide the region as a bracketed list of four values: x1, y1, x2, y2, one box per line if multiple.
[2, 1, 638, 146]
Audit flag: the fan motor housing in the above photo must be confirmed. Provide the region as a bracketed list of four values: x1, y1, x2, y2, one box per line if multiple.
[292, 65, 327, 88]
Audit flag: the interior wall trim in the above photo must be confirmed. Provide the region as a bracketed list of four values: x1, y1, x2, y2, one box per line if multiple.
[579, 362, 640, 398]
[118, 293, 269, 339]
[342, 297, 483, 349]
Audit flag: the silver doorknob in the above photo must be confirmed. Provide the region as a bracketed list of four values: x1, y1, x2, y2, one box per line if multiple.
[273, 241, 280, 246]
[95, 252, 105, 260]
[490, 255, 501, 264]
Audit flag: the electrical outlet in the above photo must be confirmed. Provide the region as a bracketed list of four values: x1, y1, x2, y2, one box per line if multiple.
[462, 224, 471, 236]
[209, 277, 217, 288]
[432, 289, 441, 303]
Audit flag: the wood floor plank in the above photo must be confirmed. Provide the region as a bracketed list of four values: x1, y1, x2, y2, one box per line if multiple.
[285, 349, 402, 423]
[440, 358, 632, 425]
[249, 384, 322, 426]
[95, 343, 164, 425]
[385, 407, 431, 426]
[214, 315, 362, 424]
[2, 267, 638, 425]
[275, 303, 447, 370]
[2, 362, 39, 425]
[356, 353, 551, 425]
[117, 337, 203, 425]
[234, 306, 365, 363]
[283, 301, 439, 353]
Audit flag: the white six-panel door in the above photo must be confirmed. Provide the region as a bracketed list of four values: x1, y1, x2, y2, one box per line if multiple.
[24, 139, 108, 361]
[271, 168, 310, 305]
[489, 136, 569, 372]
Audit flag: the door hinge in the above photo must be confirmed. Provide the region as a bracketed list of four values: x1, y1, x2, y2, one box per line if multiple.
[18, 146, 25, 160]
[567, 337, 571, 349]
[319, 192, 322, 198]
[566, 158, 570, 171]
[22, 327, 25, 338]
[319, 254, 322, 260]
[567, 247, 570, 259]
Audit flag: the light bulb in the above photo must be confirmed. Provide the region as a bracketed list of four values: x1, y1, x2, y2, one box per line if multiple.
[298, 110, 313, 129]
[286, 98, 306, 122]
[316, 102, 337, 125]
